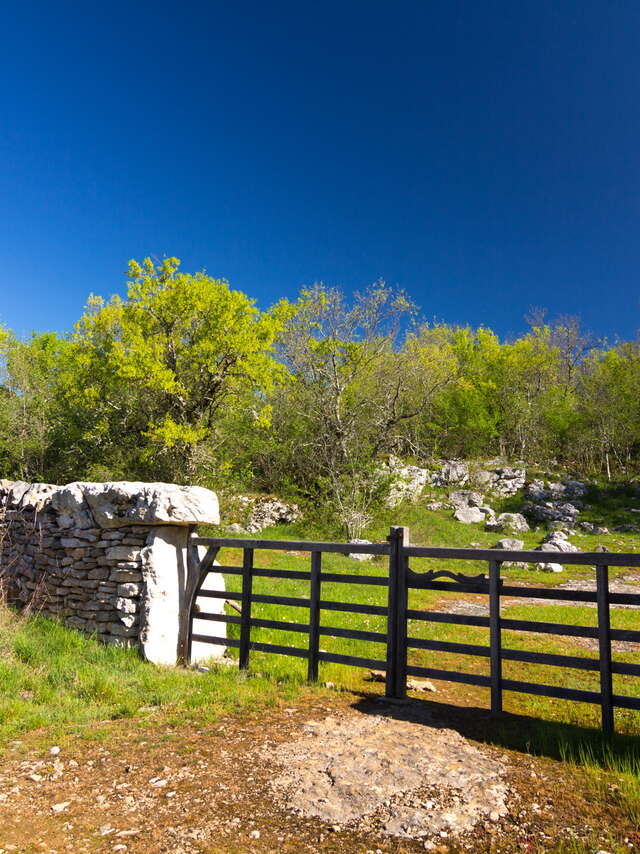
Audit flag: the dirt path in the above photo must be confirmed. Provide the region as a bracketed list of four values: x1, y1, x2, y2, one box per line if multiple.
[0, 692, 637, 854]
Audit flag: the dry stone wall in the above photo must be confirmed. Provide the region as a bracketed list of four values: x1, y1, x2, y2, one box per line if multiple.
[0, 480, 225, 665]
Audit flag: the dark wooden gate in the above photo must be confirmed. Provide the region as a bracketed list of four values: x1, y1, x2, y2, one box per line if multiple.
[179, 527, 640, 734]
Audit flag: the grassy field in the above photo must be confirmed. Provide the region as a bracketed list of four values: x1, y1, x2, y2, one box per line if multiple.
[0, 487, 638, 851]
[0, 603, 307, 749]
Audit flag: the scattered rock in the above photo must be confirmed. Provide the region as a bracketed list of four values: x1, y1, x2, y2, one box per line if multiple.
[492, 538, 524, 551]
[579, 522, 609, 535]
[453, 507, 485, 524]
[485, 513, 529, 533]
[367, 670, 435, 693]
[432, 461, 469, 487]
[381, 457, 432, 507]
[448, 490, 484, 509]
[534, 562, 564, 573]
[426, 501, 444, 511]
[407, 678, 436, 693]
[51, 801, 71, 813]
[348, 539, 374, 561]
[238, 496, 301, 533]
[537, 531, 580, 554]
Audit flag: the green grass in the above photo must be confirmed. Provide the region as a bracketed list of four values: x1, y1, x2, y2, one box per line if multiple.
[0, 604, 306, 749]
[1, 485, 638, 820]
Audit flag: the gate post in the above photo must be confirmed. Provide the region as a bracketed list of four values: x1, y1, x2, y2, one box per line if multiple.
[488, 559, 503, 715]
[596, 563, 614, 734]
[385, 526, 409, 699]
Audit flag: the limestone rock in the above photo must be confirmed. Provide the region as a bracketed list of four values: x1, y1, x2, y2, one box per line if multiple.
[106, 545, 142, 562]
[523, 501, 580, 525]
[492, 537, 524, 551]
[485, 513, 530, 533]
[490, 537, 528, 567]
[472, 466, 525, 497]
[525, 479, 547, 501]
[535, 562, 564, 573]
[579, 522, 609, 535]
[537, 530, 579, 553]
[243, 496, 300, 533]
[380, 457, 432, 507]
[525, 478, 586, 503]
[348, 539, 374, 561]
[454, 506, 485, 524]
[432, 460, 469, 486]
[50, 482, 95, 529]
[449, 490, 484, 509]
[82, 482, 220, 528]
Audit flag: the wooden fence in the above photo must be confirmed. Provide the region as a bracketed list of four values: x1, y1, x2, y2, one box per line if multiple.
[179, 527, 640, 734]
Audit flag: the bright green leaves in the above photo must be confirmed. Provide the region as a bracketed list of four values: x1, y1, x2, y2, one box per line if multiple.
[60, 257, 280, 482]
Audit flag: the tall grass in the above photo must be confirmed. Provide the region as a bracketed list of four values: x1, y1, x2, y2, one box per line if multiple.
[0, 604, 305, 747]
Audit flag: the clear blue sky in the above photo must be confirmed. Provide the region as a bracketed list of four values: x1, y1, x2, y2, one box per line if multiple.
[1, 1, 639, 340]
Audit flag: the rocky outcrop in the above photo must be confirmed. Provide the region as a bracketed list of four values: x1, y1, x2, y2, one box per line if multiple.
[382, 458, 432, 507]
[536, 530, 579, 554]
[0, 480, 223, 665]
[485, 513, 530, 533]
[523, 501, 580, 525]
[234, 496, 301, 533]
[525, 479, 587, 502]
[472, 466, 526, 497]
[432, 461, 469, 487]
[449, 491, 484, 509]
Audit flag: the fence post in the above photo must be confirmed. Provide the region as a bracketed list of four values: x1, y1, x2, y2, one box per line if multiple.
[177, 525, 200, 666]
[488, 559, 503, 715]
[239, 547, 254, 670]
[386, 526, 409, 699]
[307, 550, 322, 682]
[596, 563, 614, 734]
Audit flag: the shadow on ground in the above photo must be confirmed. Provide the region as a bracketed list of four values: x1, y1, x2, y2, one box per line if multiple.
[350, 691, 640, 771]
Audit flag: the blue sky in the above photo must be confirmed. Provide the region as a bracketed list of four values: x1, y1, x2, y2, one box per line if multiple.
[1, 1, 639, 340]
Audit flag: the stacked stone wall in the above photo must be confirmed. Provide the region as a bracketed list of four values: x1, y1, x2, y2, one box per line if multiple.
[0, 480, 225, 664]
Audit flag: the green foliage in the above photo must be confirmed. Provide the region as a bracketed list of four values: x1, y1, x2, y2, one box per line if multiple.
[47, 257, 280, 483]
[252, 284, 457, 535]
[0, 260, 639, 494]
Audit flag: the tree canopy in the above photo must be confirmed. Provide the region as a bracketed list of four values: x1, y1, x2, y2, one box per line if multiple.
[1, 257, 638, 534]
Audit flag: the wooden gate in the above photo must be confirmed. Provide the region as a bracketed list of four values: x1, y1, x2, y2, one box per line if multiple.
[179, 527, 640, 734]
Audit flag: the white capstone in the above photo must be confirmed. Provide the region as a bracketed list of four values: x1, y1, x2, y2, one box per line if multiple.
[82, 482, 220, 528]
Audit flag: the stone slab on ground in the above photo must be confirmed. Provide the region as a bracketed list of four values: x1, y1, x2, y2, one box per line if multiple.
[266, 712, 509, 839]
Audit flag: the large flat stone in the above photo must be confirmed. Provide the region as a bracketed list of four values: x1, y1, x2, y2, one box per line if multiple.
[82, 482, 220, 528]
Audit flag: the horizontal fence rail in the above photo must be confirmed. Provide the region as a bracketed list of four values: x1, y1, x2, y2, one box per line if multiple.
[182, 526, 640, 734]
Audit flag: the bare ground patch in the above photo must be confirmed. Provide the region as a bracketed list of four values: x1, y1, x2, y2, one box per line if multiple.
[0, 691, 637, 854]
